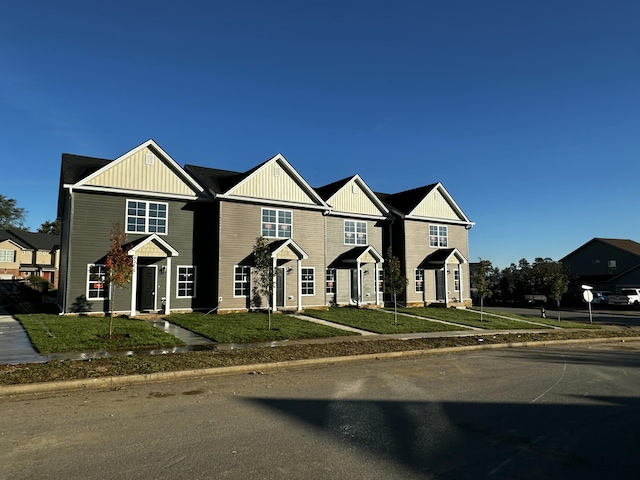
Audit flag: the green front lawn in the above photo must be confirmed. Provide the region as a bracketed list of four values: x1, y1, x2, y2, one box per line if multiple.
[16, 314, 186, 354]
[165, 312, 357, 343]
[392, 307, 546, 330]
[301, 307, 469, 334]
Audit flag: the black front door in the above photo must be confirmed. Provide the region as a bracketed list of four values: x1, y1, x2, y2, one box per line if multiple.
[139, 266, 156, 311]
[275, 268, 285, 307]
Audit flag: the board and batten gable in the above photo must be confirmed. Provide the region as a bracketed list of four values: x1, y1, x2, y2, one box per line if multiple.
[225, 156, 320, 206]
[79, 143, 202, 198]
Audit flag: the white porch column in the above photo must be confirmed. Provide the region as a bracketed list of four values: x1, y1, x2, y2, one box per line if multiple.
[271, 257, 277, 313]
[356, 260, 362, 307]
[374, 263, 380, 306]
[443, 265, 449, 306]
[165, 257, 172, 313]
[458, 264, 463, 303]
[130, 255, 138, 317]
[297, 258, 302, 311]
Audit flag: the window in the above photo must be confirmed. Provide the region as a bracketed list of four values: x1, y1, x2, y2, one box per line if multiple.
[326, 268, 336, 294]
[415, 269, 424, 293]
[126, 200, 168, 234]
[608, 260, 617, 274]
[177, 266, 195, 298]
[0, 249, 15, 262]
[344, 220, 367, 245]
[87, 264, 107, 299]
[454, 270, 460, 291]
[302, 268, 315, 295]
[234, 266, 250, 297]
[378, 269, 384, 293]
[429, 225, 448, 247]
[261, 208, 292, 238]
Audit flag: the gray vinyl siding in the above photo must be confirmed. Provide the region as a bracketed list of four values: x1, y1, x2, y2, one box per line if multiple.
[218, 201, 326, 311]
[404, 220, 470, 305]
[325, 215, 384, 305]
[62, 190, 197, 314]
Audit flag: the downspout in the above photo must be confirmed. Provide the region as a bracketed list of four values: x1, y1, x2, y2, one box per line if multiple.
[61, 188, 74, 314]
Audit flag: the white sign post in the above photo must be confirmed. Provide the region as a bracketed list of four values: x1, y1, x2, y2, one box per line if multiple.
[582, 285, 594, 324]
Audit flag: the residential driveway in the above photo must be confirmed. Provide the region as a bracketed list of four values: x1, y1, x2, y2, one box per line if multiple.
[0, 311, 47, 365]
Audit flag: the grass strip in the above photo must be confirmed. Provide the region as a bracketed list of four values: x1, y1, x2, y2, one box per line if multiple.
[301, 307, 468, 334]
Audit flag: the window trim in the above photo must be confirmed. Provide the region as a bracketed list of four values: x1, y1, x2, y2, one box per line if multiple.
[126, 199, 169, 235]
[377, 269, 384, 294]
[176, 265, 196, 298]
[429, 224, 448, 248]
[344, 220, 367, 245]
[0, 249, 16, 262]
[326, 268, 336, 294]
[233, 265, 251, 298]
[454, 269, 460, 292]
[261, 208, 293, 239]
[301, 267, 315, 296]
[415, 268, 424, 293]
[87, 264, 108, 300]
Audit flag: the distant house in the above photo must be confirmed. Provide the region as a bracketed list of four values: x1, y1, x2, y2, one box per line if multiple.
[378, 183, 474, 307]
[0, 229, 60, 287]
[56, 139, 475, 315]
[560, 238, 640, 293]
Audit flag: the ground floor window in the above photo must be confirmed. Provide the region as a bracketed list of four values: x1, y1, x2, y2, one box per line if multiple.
[377, 269, 384, 294]
[326, 268, 336, 294]
[415, 269, 424, 293]
[87, 264, 107, 299]
[177, 266, 196, 298]
[234, 266, 250, 297]
[454, 269, 460, 291]
[302, 268, 315, 295]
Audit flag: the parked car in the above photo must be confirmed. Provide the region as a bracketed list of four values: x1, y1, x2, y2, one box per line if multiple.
[592, 291, 613, 305]
[608, 288, 640, 308]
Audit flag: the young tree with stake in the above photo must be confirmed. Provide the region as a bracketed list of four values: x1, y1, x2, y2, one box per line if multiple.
[105, 224, 133, 338]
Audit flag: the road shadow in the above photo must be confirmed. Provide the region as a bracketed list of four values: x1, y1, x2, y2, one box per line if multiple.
[246, 395, 640, 479]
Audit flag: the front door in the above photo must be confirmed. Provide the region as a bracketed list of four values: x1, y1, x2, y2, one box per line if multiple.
[139, 266, 157, 311]
[435, 269, 446, 301]
[275, 267, 285, 307]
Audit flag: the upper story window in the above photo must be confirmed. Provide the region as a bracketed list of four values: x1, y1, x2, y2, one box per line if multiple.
[261, 208, 292, 238]
[429, 225, 448, 247]
[345, 220, 367, 245]
[127, 200, 168, 234]
[0, 249, 16, 262]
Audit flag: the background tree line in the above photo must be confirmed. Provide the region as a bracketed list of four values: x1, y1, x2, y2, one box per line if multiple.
[472, 257, 570, 307]
[1, 194, 59, 234]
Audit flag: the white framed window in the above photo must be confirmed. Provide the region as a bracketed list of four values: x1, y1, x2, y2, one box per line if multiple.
[454, 270, 460, 291]
[378, 269, 384, 293]
[429, 225, 448, 247]
[344, 220, 367, 245]
[87, 264, 107, 299]
[302, 268, 315, 295]
[326, 268, 336, 294]
[126, 200, 168, 234]
[608, 260, 617, 274]
[0, 249, 16, 262]
[177, 266, 196, 298]
[415, 269, 424, 293]
[234, 266, 250, 297]
[261, 208, 292, 238]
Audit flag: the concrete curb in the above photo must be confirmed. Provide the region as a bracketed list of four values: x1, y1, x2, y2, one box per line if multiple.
[1, 335, 638, 397]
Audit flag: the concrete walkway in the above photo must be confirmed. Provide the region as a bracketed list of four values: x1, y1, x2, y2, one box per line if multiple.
[0, 313, 48, 365]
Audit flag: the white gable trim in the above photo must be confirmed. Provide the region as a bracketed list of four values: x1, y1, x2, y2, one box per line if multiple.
[217, 194, 330, 211]
[271, 239, 309, 260]
[226, 154, 328, 207]
[407, 183, 472, 224]
[128, 234, 179, 257]
[64, 184, 202, 201]
[74, 139, 204, 193]
[325, 174, 390, 216]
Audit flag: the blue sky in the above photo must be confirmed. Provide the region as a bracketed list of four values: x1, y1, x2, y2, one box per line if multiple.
[1, 1, 638, 269]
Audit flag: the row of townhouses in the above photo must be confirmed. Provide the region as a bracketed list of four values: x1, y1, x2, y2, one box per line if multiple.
[56, 139, 474, 316]
[0, 229, 60, 287]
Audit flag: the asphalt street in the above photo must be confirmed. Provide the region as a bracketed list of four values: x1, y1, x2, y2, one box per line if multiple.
[1, 340, 639, 479]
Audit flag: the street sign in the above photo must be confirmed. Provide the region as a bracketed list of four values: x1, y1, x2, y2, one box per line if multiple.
[583, 290, 594, 303]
